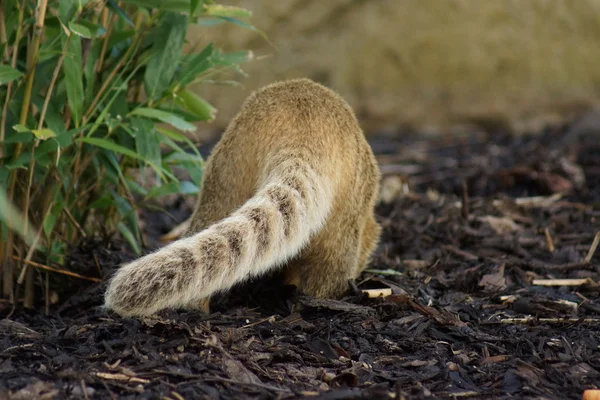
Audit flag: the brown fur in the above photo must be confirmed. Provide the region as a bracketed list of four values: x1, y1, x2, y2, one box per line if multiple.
[104, 79, 381, 317]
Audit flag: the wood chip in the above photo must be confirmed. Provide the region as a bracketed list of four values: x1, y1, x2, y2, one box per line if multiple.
[584, 390, 600, 400]
[532, 278, 595, 287]
[584, 231, 600, 263]
[96, 372, 149, 384]
[361, 288, 393, 298]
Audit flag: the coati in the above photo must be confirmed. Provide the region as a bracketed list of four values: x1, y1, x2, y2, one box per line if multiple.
[104, 78, 381, 317]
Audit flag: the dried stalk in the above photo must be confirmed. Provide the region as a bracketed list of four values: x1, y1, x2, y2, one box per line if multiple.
[584, 231, 600, 263]
[1, 1, 27, 299]
[19, 0, 49, 308]
[11, 257, 103, 283]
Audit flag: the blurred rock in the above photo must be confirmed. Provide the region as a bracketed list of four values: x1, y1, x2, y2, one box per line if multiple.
[187, 0, 600, 135]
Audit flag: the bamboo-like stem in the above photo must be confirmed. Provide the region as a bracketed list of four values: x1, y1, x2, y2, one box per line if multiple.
[0, 0, 25, 160]
[19, 0, 48, 240]
[8, 0, 49, 308]
[23, 267, 34, 308]
[0, 1, 8, 61]
[21, 39, 72, 251]
[96, 7, 115, 75]
[82, 11, 145, 124]
[44, 273, 49, 314]
[1, 0, 26, 300]
[18, 0, 49, 129]
[38, 40, 71, 131]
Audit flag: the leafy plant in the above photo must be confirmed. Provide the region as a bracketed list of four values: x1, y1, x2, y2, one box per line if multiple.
[0, 0, 257, 309]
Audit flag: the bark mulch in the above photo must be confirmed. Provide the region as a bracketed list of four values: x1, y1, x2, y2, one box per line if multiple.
[1, 116, 600, 399]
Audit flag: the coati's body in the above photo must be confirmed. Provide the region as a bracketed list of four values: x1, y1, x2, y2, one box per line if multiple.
[104, 79, 381, 317]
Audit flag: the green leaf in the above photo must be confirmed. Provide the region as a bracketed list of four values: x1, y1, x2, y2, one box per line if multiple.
[177, 43, 214, 87]
[78, 136, 171, 181]
[190, 0, 201, 16]
[132, 117, 161, 168]
[107, 0, 134, 26]
[125, 177, 149, 196]
[78, 136, 142, 161]
[68, 21, 105, 38]
[0, 166, 8, 185]
[156, 126, 203, 159]
[5, 152, 31, 169]
[62, 31, 84, 127]
[146, 181, 199, 198]
[117, 221, 141, 255]
[121, 0, 190, 12]
[198, 16, 270, 45]
[163, 150, 199, 163]
[216, 49, 254, 66]
[130, 107, 197, 132]
[12, 124, 30, 133]
[43, 200, 62, 239]
[177, 89, 216, 121]
[0, 65, 23, 85]
[84, 40, 101, 108]
[202, 4, 252, 18]
[31, 128, 57, 140]
[144, 12, 189, 101]
[58, 1, 77, 21]
[112, 190, 141, 254]
[0, 187, 37, 247]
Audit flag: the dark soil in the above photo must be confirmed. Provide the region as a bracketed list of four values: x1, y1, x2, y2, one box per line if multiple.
[2, 116, 600, 400]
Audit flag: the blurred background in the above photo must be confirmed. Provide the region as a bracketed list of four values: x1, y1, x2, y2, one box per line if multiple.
[187, 0, 600, 137]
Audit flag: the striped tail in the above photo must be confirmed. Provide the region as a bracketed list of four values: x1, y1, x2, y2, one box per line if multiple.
[104, 156, 333, 316]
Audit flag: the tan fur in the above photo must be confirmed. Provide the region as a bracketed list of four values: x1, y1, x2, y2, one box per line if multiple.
[104, 79, 381, 317]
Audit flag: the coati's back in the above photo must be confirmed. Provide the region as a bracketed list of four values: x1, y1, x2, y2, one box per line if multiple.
[104, 79, 381, 317]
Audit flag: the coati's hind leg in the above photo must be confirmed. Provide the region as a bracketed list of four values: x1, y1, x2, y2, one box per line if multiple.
[283, 227, 362, 299]
[356, 214, 381, 275]
[284, 214, 380, 298]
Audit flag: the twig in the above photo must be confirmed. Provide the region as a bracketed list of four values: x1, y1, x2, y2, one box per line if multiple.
[532, 278, 594, 287]
[544, 228, 555, 253]
[241, 315, 276, 329]
[585, 231, 600, 263]
[80, 380, 90, 400]
[442, 245, 478, 261]
[490, 317, 600, 325]
[461, 180, 469, 219]
[434, 391, 481, 398]
[45, 273, 49, 315]
[96, 372, 149, 384]
[522, 259, 592, 272]
[151, 370, 291, 393]
[10, 256, 103, 283]
[202, 376, 291, 393]
[63, 207, 87, 238]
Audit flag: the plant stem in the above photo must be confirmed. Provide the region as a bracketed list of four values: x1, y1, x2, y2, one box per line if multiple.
[96, 7, 115, 75]
[0, 0, 25, 161]
[18, 0, 49, 128]
[38, 40, 71, 131]
[1, 0, 26, 300]
[82, 11, 145, 124]
[6, 0, 49, 307]
[0, 0, 8, 61]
